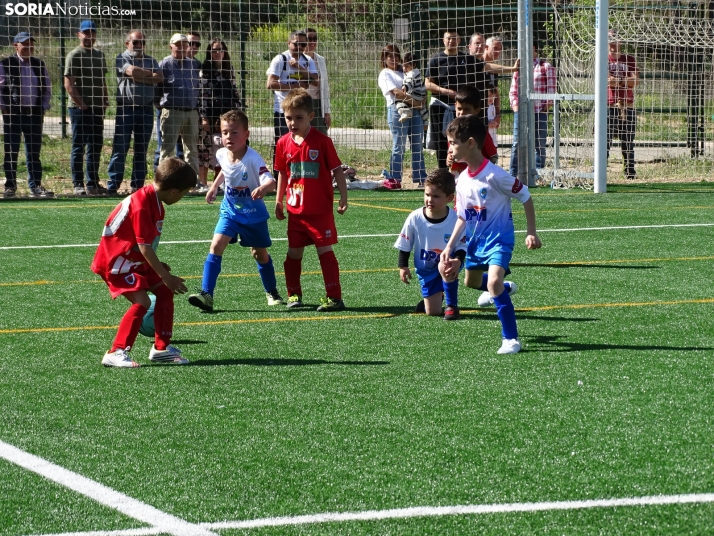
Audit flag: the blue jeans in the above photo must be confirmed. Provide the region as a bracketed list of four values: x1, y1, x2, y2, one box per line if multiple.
[3, 108, 43, 189]
[509, 110, 548, 177]
[108, 105, 155, 190]
[385, 104, 426, 182]
[153, 109, 184, 170]
[69, 107, 104, 188]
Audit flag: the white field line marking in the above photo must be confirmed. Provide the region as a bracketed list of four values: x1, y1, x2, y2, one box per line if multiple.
[0, 440, 218, 536]
[29, 530, 163, 536]
[1, 223, 714, 251]
[199, 493, 714, 531]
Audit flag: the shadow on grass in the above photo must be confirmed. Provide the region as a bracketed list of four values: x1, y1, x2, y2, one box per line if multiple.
[460, 312, 599, 323]
[523, 334, 713, 353]
[511, 262, 658, 270]
[184, 305, 416, 316]
[190, 358, 390, 367]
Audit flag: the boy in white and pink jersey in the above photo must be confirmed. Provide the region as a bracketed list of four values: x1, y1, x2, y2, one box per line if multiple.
[439, 115, 542, 355]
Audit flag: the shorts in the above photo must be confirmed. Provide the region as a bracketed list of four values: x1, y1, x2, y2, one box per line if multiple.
[103, 265, 162, 299]
[287, 213, 338, 248]
[419, 273, 446, 299]
[465, 244, 513, 275]
[214, 217, 272, 248]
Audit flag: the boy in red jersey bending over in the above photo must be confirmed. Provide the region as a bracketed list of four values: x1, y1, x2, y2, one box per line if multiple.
[274, 88, 348, 311]
[91, 157, 196, 368]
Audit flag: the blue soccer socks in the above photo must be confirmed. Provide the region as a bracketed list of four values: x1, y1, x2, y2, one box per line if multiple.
[444, 278, 459, 307]
[478, 273, 489, 291]
[202, 253, 222, 296]
[257, 256, 277, 293]
[493, 289, 518, 340]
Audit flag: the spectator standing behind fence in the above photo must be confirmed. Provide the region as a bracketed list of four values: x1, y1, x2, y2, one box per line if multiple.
[107, 31, 163, 196]
[198, 38, 242, 188]
[154, 32, 200, 171]
[0, 32, 52, 199]
[483, 36, 504, 137]
[426, 29, 518, 170]
[304, 27, 331, 134]
[509, 43, 556, 178]
[377, 44, 426, 190]
[266, 30, 318, 172]
[157, 34, 201, 181]
[64, 20, 109, 196]
[607, 30, 639, 180]
[468, 33, 486, 60]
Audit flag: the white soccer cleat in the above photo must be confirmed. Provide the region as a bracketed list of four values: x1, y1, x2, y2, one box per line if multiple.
[102, 347, 139, 368]
[149, 344, 189, 365]
[477, 282, 518, 307]
[497, 338, 522, 355]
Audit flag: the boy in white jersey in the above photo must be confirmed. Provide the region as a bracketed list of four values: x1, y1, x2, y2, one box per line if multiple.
[440, 115, 542, 354]
[188, 110, 284, 312]
[395, 169, 466, 320]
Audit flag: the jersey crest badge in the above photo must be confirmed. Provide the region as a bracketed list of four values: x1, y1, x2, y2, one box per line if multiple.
[309, 150, 319, 161]
[124, 273, 136, 285]
[156, 220, 163, 233]
[480, 188, 487, 199]
[242, 172, 248, 181]
[444, 234, 451, 243]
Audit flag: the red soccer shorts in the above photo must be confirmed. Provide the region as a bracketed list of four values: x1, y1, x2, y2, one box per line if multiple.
[287, 213, 338, 248]
[103, 265, 162, 299]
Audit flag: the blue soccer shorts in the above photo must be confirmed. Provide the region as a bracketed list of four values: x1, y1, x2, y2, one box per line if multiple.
[465, 244, 513, 275]
[214, 216, 272, 248]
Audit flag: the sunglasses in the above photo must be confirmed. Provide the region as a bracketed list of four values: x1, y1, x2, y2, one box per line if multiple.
[189, 41, 201, 47]
[307, 36, 318, 42]
[290, 41, 307, 47]
[130, 40, 145, 46]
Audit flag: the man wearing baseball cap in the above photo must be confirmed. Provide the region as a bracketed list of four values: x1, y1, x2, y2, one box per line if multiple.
[0, 32, 52, 198]
[156, 33, 200, 179]
[64, 20, 109, 195]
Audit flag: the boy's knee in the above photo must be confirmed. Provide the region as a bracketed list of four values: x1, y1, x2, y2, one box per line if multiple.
[252, 248, 269, 263]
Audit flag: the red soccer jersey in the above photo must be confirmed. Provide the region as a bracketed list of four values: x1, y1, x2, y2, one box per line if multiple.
[91, 184, 165, 278]
[274, 128, 342, 216]
[607, 53, 637, 105]
[450, 131, 497, 175]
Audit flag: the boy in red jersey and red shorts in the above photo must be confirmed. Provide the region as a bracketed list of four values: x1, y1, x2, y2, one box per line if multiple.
[274, 88, 348, 311]
[91, 157, 196, 368]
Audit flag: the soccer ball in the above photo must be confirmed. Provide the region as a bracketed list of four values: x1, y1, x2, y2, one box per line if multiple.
[139, 294, 157, 337]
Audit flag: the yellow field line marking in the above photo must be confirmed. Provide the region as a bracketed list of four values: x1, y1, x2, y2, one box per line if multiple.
[1, 298, 712, 335]
[348, 201, 413, 213]
[4, 254, 714, 288]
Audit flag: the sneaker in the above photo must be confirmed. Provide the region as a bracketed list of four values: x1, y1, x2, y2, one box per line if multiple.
[497, 338, 522, 355]
[106, 188, 119, 196]
[74, 186, 87, 196]
[317, 296, 345, 312]
[286, 294, 303, 308]
[190, 185, 209, 195]
[443, 305, 460, 320]
[102, 347, 140, 368]
[266, 289, 285, 306]
[86, 185, 108, 196]
[29, 186, 54, 198]
[415, 299, 426, 313]
[188, 290, 214, 312]
[3, 188, 16, 199]
[383, 178, 402, 190]
[149, 344, 189, 364]
[477, 282, 518, 307]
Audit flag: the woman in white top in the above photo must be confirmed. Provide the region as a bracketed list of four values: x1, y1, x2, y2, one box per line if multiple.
[377, 44, 426, 189]
[304, 27, 331, 134]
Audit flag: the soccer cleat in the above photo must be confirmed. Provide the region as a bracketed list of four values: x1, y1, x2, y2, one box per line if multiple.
[102, 347, 140, 368]
[443, 305, 460, 320]
[266, 289, 285, 306]
[74, 186, 87, 196]
[3, 188, 16, 198]
[497, 338, 522, 355]
[477, 282, 518, 307]
[188, 290, 214, 312]
[29, 186, 54, 198]
[149, 344, 189, 364]
[286, 294, 303, 308]
[316, 296, 345, 312]
[414, 299, 426, 313]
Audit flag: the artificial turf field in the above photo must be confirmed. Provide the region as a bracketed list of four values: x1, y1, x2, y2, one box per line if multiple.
[1, 183, 713, 535]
